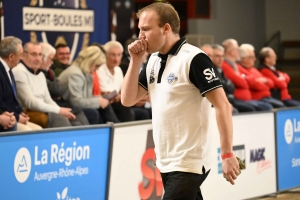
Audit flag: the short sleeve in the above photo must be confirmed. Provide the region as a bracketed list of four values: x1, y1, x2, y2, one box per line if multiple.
[189, 53, 222, 96]
[138, 65, 148, 91]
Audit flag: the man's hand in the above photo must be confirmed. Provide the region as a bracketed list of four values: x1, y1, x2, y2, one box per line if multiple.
[19, 113, 29, 124]
[278, 75, 285, 81]
[128, 38, 148, 61]
[112, 94, 121, 103]
[59, 108, 76, 120]
[222, 156, 240, 185]
[99, 97, 109, 109]
[0, 112, 16, 129]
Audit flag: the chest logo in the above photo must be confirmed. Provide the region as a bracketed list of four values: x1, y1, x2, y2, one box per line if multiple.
[167, 73, 178, 84]
[149, 69, 155, 84]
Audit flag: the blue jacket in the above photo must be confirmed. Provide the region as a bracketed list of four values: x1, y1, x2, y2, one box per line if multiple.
[0, 60, 23, 123]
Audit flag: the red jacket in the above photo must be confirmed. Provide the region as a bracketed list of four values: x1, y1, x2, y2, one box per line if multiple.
[222, 60, 251, 101]
[259, 65, 291, 100]
[241, 66, 274, 100]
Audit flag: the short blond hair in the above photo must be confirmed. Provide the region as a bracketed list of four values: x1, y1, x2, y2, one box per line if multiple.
[137, 2, 180, 35]
[72, 46, 106, 73]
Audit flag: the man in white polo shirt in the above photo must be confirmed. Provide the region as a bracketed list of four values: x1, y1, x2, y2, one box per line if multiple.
[121, 2, 239, 199]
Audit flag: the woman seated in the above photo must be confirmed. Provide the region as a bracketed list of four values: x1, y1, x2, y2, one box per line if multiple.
[58, 46, 119, 123]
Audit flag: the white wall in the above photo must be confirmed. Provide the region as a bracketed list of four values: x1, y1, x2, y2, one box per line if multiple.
[266, 0, 300, 41]
[188, 0, 266, 50]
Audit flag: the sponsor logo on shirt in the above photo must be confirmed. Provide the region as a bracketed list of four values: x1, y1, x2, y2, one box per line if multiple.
[203, 68, 219, 83]
[149, 69, 155, 84]
[166, 73, 178, 85]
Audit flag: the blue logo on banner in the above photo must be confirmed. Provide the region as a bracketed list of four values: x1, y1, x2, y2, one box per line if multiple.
[276, 109, 300, 190]
[0, 126, 112, 199]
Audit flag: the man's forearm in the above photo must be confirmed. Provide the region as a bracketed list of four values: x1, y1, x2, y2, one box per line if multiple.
[215, 102, 233, 155]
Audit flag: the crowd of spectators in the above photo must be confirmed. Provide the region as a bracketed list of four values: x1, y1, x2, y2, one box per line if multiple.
[1, 35, 299, 132]
[200, 38, 300, 114]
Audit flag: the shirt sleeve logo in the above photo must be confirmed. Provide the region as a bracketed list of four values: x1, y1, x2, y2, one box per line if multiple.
[203, 68, 219, 83]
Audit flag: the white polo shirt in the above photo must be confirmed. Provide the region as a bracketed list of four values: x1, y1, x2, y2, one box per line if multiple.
[139, 38, 222, 174]
[97, 63, 123, 93]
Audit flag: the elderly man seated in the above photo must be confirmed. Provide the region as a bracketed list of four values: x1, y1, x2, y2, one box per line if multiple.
[13, 42, 89, 128]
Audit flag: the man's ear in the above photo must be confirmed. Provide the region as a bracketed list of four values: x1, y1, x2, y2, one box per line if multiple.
[163, 23, 171, 34]
[8, 53, 14, 61]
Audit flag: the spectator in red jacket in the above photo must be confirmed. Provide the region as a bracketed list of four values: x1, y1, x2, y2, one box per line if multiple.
[239, 44, 285, 108]
[221, 39, 273, 111]
[258, 47, 300, 107]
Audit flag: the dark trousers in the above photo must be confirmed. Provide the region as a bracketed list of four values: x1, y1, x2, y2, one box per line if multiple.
[161, 167, 210, 200]
[111, 101, 134, 122]
[232, 100, 256, 112]
[131, 107, 150, 120]
[99, 104, 120, 123]
[247, 100, 273, 111]
[260, 97, 286, 108]
[283, 99, 300, 107]
[83, 108, 100, 125]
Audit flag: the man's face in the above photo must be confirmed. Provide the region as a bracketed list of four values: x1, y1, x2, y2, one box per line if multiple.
[55, 47, 70, 65]
[241, 49, 256, 68]
[106, 47, 123, 68]
[265, 49, 277, 67]
[23, 44, 42, 71]
[10, 43, 23, 68]
[138, 11, 166, 54]
[201, 46, 213, 60]
[212, 49, 224, 68]
[41, 53, 54, 71]
[229, 42, 240, 61]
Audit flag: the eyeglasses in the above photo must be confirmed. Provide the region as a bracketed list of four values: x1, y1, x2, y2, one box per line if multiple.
[24, 51, 42, 58]
[247, 56, 256, 59]
[58, 52, 70, 56]
[108, 53, 122, 58]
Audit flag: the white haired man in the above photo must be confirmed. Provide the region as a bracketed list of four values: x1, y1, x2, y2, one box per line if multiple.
[239, 44, 285, 108]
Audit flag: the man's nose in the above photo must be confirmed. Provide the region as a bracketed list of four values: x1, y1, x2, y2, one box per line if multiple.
[139, 31, 145, 40]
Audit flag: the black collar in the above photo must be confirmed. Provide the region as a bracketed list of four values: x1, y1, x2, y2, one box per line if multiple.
[158, 37, 186, 59]
[21, 60, 42, 75]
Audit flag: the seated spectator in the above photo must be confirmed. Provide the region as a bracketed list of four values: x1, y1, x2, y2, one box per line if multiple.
[120, 37, 135, 76]
[51, 44, 71, 77]
[201, 44, 238, 113]
[0, 109, 16, 131]
[221, 39, 273, 111]
[210, 44, 257, 113]
[239, 44, 285, 108]
[258, 47, 300, 107]
[0, 36, 42, 131]
[58, 46, 120, 123]
[40, 42, 98, 125]
[97, 41, 149, 121]
[13, 42, 87, 128]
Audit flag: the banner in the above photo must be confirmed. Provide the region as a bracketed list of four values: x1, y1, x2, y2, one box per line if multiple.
[201, 111, 277, 200]
[2, 0, 109, 61]
[109, 122, 163, 200]
[276, 108, 300, 191]
[0, 126, 113, 200]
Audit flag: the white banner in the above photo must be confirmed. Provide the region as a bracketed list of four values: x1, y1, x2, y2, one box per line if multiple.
[109, 111, 277, 200]
[22, 7, 94, 32]
[109, 122, 163, 200]
[202, 111, 277, 200]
